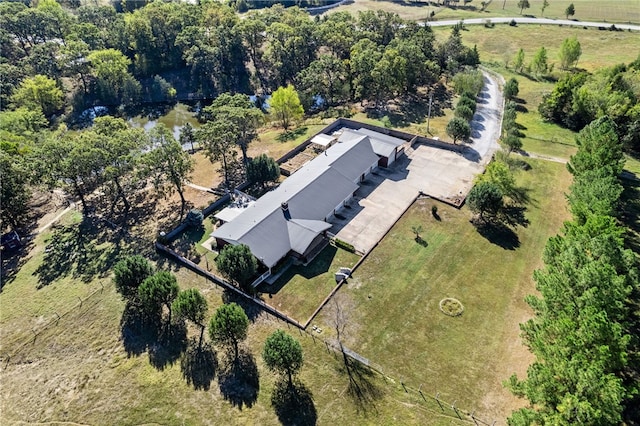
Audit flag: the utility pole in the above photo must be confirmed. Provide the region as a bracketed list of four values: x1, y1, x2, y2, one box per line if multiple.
[426, 91, 434, 135]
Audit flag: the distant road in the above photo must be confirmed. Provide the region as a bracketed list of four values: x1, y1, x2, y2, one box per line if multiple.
[424, 17, 640, 31]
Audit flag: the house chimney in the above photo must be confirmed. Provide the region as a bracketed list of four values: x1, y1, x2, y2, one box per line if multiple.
[281, 202, 291, 220]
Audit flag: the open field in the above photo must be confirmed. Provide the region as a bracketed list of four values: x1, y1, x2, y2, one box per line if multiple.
[331, 0, 640, 25]
[314, 158, 573, 420]
[433, 24, 640, 74]
[431, 24, 638, 161]
[257, 246, 361, 324]
[0, 220, 472, 424]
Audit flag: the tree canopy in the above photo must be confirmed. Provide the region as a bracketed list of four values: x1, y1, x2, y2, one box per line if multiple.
[246, 154, 280, 189]
[208, 302, 249, 359]
[446, 117, 471, 144]
[173, 288, 208, 347]
[215, 244, 258, 291]
[467, 181, 504, 222]
[559, 36, 582, 70]
[269, 85, 304, 130]
[113, 255, 155, 301]
[507, 115, 636, 424]
[138, 271, 180, 324]
[263, 329, 304, 386]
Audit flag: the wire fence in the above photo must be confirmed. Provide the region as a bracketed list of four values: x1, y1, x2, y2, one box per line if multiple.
[270, 313, 500, 426]
[1, 281, 108, 369]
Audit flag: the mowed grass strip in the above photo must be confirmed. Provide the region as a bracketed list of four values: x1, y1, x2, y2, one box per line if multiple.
[258, 245, 361, 323]
[316, 158, 572, 419]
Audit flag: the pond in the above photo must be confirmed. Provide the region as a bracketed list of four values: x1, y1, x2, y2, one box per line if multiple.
[128, 103, 200, 147]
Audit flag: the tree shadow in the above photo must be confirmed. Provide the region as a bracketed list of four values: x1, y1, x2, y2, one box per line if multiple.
[180, 339, 218, 390]
[218, 348, 260, 409]
[271, 380, 317, 426]
[34, 217, 122, 287]
[277, 127, 308, 142]
[515, 104, 529, 113]
[414, 236, 428, 247]
[475, 221, 521, 250]
[341, 356, 383, 414]
[120, 302, 163, 357]
[148, 320, 188, 371]
[221, 291, 262, 322]
[0, 239, 34, 291]
[506, 186, 532, 205]
[500, 204, 530, 229]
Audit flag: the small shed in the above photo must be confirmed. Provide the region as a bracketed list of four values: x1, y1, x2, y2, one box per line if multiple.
[311, 134, 336, 151]
[1, 231, 22, 251]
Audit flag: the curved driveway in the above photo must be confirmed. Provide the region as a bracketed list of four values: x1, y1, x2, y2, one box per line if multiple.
[425, 17, 640, 31]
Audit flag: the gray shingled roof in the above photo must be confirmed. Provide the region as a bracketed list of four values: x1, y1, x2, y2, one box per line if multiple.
[340, 128, 405, 158]
[212, 136, 378, 268]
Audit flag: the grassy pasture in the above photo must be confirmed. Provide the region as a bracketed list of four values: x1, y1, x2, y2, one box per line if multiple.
[430, 24, 638, 160]
[331, 0, 640, 25]
[0, 223, 471, 425]
[314, 158, 573, 420]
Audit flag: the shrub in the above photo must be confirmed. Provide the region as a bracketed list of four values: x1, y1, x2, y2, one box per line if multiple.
[380, 115, 392, 129]
[509, 19, 517, 27]
[504, 78, 519, 100]
[455, 104, 475, 122]
[185, 208, 204, 229]
[334, 238, 355, 253]
[459, 94, 477, 111]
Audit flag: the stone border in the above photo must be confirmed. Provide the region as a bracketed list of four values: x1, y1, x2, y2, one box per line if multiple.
[439, 298, 464, 317]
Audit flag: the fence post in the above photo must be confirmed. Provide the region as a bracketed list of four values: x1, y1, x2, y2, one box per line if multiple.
[436, 392, 444, 411]
[452, 401, 461, 419]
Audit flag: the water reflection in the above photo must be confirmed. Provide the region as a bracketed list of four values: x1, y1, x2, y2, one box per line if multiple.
[129, 103, 200, 150]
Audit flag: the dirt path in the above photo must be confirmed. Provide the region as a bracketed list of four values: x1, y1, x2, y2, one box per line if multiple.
[517, 151, 568, 164]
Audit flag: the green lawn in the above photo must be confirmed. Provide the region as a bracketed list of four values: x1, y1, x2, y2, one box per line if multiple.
[250, 122, 328, 161]
[437, 24, 640, 74]
[257, 245, 361, 324]
[314, 158, 573, 420]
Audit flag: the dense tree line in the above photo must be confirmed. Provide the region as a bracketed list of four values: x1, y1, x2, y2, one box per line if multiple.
[1, 2, 478, 115]
[538, 57, 640, 152]
[507, 117, 639, 425]
[1, 1, 480, 232]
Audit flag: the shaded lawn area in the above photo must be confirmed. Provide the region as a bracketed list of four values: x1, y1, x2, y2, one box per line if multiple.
[316, 158, 573, 420]
[257, 245, 361, 324]
[0, 211, 147, 356]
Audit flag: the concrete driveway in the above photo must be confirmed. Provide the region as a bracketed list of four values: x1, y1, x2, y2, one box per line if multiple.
[330, 72, 502, 254]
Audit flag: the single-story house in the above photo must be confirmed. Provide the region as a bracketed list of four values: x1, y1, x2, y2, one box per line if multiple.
[211, 134, 379, 271]
[338, 128, 406, 167]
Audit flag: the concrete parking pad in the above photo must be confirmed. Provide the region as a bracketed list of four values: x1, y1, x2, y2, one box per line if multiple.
[331, 71, 503, 254]
[331, 144, 485, 254]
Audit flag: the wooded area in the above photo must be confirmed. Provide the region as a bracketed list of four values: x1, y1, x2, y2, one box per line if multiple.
[0, 0, 480, 233]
